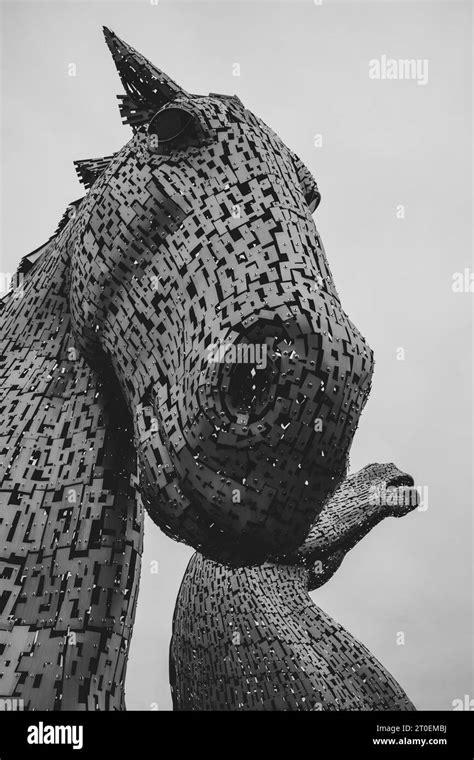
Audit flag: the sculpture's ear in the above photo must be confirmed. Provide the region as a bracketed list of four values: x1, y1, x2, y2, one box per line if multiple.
[291, 152, 321, 213]
[103, 27, 188, 131]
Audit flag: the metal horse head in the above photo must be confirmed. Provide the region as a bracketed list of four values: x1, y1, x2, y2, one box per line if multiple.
[67, 28, 373, 565]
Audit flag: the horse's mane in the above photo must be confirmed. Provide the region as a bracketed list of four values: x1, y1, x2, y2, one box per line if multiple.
[4, 147, 120, 305]
[0, 196, 86, 311]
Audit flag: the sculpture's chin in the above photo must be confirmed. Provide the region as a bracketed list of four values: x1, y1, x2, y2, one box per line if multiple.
[138, 433, 346, 565]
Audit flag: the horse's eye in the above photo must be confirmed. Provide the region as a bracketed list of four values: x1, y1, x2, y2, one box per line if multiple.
[147, 106, 198, 152]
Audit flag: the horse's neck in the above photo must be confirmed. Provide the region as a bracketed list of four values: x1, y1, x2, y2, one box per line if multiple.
[2, 234, 68, 347]
[0, 236, 142, 709]
[1, 233, 136, 506]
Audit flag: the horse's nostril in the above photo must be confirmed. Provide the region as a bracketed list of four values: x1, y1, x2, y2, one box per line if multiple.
[387, 474, 415, 489]
[226, 358, 275, 421]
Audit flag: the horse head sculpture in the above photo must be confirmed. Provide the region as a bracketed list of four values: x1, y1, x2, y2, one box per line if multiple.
[68, 28, 373, 566]
[0, 28, 416, 711]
